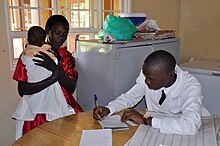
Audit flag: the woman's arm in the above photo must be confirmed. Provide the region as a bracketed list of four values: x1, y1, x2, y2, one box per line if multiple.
[56, 49, 78, 94]
[18, 65, 65, 96]
[33, 51, 76, 94]
[31, 50, 77, 94]
[58, 76, 76, 94]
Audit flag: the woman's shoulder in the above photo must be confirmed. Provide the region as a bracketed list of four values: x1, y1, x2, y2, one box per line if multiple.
[58, 46, 68, 53]
[58, 46, 74, 58]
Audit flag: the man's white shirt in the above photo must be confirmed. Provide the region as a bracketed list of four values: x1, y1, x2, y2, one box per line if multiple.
[106, 65, 203, 135]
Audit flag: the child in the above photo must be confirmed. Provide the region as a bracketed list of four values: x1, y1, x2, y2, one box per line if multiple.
[12, 26, 75, 140]
[23, 26, 55, 59]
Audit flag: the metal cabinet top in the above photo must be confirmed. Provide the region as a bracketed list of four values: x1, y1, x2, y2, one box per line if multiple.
[78, 38, 180, 48]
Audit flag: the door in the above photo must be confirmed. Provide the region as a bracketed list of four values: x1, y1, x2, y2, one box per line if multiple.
[76, 43, 115, 111]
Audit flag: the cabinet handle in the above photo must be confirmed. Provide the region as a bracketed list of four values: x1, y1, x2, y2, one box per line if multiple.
[212, 72, 220, 76]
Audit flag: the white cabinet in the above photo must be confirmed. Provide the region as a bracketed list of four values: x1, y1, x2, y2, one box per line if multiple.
[180, 60, 220, 116]
[76, 38, 180, 111]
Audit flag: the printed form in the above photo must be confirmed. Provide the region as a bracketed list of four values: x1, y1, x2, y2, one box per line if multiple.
[125, 116, 219, 146]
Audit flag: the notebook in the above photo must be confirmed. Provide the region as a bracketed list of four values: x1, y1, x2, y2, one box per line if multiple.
[98, 115, 129, 130]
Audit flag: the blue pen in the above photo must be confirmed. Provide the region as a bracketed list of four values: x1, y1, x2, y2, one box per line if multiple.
[94, 94, 99, 107]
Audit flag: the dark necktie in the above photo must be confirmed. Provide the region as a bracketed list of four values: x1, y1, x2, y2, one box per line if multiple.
[159, 90, 166, 105]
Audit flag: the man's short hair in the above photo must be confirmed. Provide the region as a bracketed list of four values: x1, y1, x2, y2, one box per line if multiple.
[144, 50, 176, 72]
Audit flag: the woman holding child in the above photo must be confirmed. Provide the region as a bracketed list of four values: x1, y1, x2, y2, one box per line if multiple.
[12, 15, 83, 140]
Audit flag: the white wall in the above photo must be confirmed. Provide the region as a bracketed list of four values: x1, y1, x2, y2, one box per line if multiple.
[0, 1, 20, 146]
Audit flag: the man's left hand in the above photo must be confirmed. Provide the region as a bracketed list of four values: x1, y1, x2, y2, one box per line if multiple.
[121, 109, 144, 124]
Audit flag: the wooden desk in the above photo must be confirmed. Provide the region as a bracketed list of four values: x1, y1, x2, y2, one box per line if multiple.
[13, 111, 144, 146]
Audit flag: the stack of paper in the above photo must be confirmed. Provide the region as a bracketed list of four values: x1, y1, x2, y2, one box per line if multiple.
[134, 29, 176, 40]
[79, 129, 112, 146]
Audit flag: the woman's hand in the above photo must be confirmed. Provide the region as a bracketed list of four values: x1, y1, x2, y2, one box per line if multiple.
[33, 51, 65, 81]
[51, 64, 65, 81]
[33, 51, 57, 72]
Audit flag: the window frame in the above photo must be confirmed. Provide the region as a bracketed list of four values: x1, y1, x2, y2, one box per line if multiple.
[4, 0, 131, 70]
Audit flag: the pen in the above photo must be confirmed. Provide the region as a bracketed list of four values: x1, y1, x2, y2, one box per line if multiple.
[94, 94, 99, 107]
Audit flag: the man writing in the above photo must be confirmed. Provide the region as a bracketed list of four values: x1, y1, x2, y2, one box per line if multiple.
[93, 50, 203, 135]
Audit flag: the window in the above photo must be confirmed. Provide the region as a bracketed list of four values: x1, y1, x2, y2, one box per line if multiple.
[5, 0, 131, 70]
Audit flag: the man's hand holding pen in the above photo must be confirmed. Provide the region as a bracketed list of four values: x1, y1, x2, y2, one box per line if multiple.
[93, 106, 110, 120]
[93, 94, 110, 120]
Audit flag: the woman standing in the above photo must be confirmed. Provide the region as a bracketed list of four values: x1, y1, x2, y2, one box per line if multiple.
[13, 15, 83, 140]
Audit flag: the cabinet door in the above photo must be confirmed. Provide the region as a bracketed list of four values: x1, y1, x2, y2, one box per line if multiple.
[76, 45, 115, 111]
[190, 73, 220, 116]
[152, 41, 180, 63]
[114, 45, 153, 109]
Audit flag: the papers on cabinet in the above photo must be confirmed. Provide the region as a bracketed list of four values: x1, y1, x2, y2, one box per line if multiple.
[134, 29, 176, 40]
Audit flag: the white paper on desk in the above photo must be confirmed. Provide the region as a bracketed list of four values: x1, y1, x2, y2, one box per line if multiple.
[98, 115, 128, 130]
[126, 116, 218, 146]
[79, 129, 112, 146]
